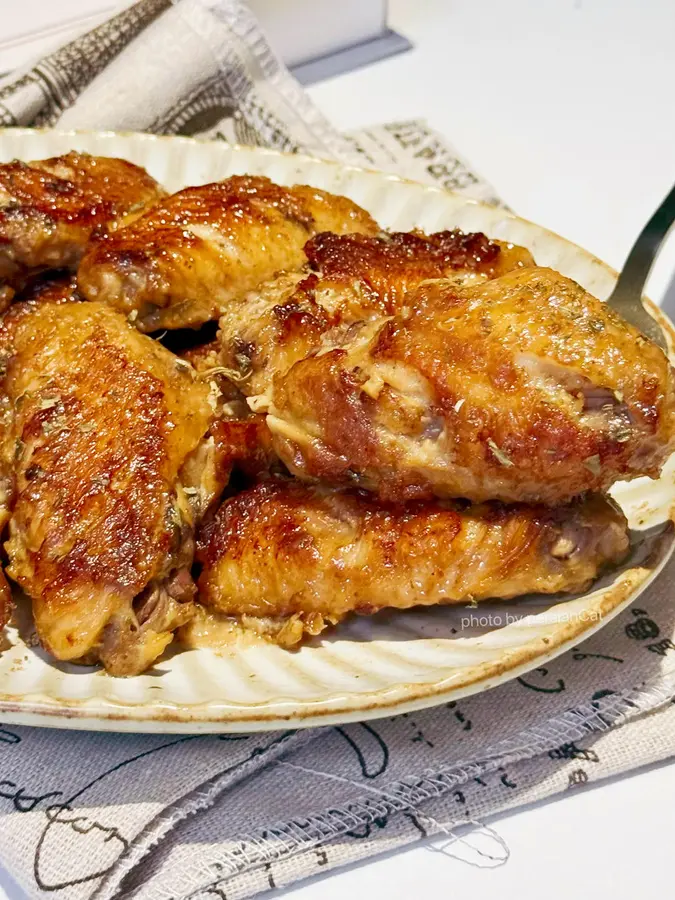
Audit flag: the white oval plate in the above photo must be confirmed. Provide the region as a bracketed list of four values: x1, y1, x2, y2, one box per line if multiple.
[0, 128, 673, 733]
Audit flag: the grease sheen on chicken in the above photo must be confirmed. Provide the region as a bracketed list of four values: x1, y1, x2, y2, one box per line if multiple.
[0, 152, 165, 308]
[260, 265, 675, 504]
[218, 228, 535, 396]
[77, 175, 379, 331]
[0, 570, 11, 633]
[0, 281, 212, 674]
[195, 481, 629, 647]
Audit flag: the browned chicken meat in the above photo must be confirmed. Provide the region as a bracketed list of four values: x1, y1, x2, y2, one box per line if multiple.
[179, 413, 277, 522]
[77, 175, 379, 331]
[194, 481, 629, 648]
[304, 228, 535, 302]
[258, 266, 675, 504]
[218, 228, 535, 396]
[0, 280, 213, 675]
[0, 152, 165, 308]
[176, 339, 279, 516]
[0, 569, 12, 633]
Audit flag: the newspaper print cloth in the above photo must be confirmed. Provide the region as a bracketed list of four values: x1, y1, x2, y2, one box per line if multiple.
[0, 0, 498, 202]
[0, 1, 673, 898]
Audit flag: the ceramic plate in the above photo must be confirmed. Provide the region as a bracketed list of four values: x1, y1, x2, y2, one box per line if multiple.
[0, 128, 673, 733]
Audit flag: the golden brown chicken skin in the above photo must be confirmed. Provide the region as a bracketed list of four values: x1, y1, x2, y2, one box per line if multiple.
[0, 569, 12, 633]
[77, 175, 379, 332]
[195, 481, 629, 648]
[0, 152, 165, 307]
[174, 337, 279, 516]
[218, 229, 535, 396]
[179, 413, 277, 524]
[0, 280, 212, 675]
[265, 266, 675, 505]
[304, 228, 535, 310]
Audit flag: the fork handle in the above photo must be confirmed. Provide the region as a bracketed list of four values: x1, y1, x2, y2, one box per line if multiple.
[609, 182, 675, 312]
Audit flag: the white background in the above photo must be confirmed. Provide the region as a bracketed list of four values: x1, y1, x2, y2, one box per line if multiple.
[1, 0, 675, 897]
[0, 0, 387, 74]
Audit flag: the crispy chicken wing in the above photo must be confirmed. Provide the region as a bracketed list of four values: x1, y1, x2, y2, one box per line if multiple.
[77, 175, 379, 331]
[0, 152, 165, 306]
[263, 267, 675, 504]
[0, 280, 212, 674]
[218, 229, 535, 396]
[194, 481, 629, 647]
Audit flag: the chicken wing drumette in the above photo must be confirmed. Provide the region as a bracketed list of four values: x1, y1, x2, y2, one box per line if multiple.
[246, 265, 675, 504]
[0, 280, 213, 674]
[193, 480, 629, 648]
[77, 175, 379, 331]
[0, 152, 165, 308]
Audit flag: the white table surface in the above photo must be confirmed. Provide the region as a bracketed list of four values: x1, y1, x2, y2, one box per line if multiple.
[2, 0, 675, 897]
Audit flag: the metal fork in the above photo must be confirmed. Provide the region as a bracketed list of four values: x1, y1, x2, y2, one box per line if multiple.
[606, 183, 675, 352]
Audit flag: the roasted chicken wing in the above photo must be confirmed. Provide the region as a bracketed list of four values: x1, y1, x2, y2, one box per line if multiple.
[77, 175, 379, 331]
[0, 152, 165, 307]
[218, 229, 535, 396]
[194, 481, 629, 647]
[261, 267, 675, 504]
[0, 280, 212, 674]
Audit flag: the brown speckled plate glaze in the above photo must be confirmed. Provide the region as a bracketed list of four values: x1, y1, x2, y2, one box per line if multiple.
[0, 128, 673, 733]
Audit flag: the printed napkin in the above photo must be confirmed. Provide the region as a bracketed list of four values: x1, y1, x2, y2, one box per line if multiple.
[0, 2, 674, 899]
